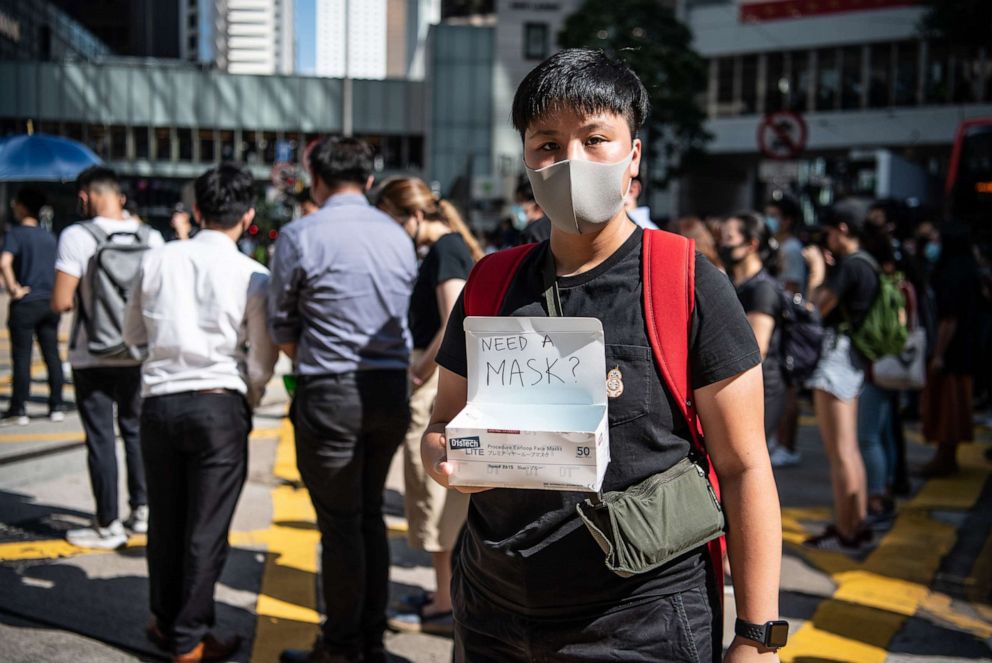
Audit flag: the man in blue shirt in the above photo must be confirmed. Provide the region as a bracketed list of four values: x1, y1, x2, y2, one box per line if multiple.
[0, 187, 64, 425]
[269, 137, 417, 663]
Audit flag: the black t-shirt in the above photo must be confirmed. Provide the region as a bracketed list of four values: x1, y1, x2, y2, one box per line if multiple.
[823, 251, 879, 329]
[736, 270, 784, 392]
[934, 261, 980, 375]
[437, 227, 761, 615]
[518, 216, 551, 245]
[409, 233, 474, 350]
[1, 224, 57, 303]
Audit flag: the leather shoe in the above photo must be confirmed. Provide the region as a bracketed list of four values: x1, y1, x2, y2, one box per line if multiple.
[174, 633, 241, 662]
[146, 618, 169, 651]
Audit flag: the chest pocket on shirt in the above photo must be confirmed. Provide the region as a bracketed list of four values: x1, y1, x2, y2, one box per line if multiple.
[605, 344, 653, 426]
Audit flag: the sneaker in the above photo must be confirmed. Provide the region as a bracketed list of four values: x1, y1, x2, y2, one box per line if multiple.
[125, 505, 149, 535]
[0, 411, 29, 427]
[803, 525, 872, 552]
[49, 409, 65, 423]
[66, 520, 128, 549]
[769, 445, 802, 468]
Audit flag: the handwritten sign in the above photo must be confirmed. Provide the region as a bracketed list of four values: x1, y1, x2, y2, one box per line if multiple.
[466, 317, 606, 405]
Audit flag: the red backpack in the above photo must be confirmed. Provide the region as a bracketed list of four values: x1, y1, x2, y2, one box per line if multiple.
[462, 229, 726, 609]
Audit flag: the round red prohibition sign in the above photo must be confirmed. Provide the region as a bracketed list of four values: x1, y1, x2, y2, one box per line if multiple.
[757, 111, 808, 160]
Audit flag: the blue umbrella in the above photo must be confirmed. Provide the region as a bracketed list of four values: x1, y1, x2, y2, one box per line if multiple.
[0, 133, 103, 182]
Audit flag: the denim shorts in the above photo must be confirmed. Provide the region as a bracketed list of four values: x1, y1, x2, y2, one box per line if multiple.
[805, 329, 865, 401]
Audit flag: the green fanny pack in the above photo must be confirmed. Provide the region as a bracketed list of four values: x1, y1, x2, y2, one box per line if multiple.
[576, 457, 725, 578]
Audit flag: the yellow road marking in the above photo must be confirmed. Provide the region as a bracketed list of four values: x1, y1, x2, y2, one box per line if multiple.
[250, 417, 322, 663]
[781, 442, 990, 662]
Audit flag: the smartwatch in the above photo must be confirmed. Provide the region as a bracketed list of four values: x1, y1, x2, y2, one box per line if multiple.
[734, 618, 789, 649]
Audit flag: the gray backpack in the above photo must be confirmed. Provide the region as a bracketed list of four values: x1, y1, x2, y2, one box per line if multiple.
[71, 221, 152, 360]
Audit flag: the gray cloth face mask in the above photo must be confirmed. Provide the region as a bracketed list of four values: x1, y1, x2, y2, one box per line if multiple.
[525, 150, 634, 235]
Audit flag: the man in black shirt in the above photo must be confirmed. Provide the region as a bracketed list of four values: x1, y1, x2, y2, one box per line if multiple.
[804, 200, 878, 551]
[0, 188, 64, 425]
[421, 49, 784, 662]
[513, 178, 551, 245]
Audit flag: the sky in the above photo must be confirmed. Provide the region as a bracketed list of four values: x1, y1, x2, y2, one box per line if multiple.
[295, 0, 317, 75]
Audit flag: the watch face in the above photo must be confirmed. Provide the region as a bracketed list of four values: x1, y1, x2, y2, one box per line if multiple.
[768, 621, 790, 647]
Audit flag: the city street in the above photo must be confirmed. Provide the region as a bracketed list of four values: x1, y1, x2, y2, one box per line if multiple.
[0, 296, 990, 663]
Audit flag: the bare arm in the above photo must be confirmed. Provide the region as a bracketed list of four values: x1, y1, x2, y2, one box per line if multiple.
[695, 364, 782, 661]
[410, 278, 466, 388]
[746, 312, 775, 359]
[0, 252, 28, 300]
[813, 286, 839, 319]
[51, 270, 80, 313]
[929, 318, 958, 372]
[420, 366, 490, 494]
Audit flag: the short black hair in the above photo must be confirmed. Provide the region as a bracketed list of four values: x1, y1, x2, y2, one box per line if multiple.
[824, 198, 869, 238]
[308, 137, 374, 189]
[14, 187, 46, 219]
[194, 162, 255, 228]
[768, 194, 802, 223]
[514, 176, 535, 203]
[512, 49, 649, 139]
[76, 166, 120, 193]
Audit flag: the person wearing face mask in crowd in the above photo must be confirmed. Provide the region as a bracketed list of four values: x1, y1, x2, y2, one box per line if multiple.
[765, 196, 823, 468]
[422, 49, 783, 663]
[719, 214, 787, 469]
[513, 177, 551, 244]
[623, 175, 659, 229]
[374, 177, 482, 637]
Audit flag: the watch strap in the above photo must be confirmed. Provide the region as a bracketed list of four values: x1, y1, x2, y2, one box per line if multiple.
[734, 619, 767, 644]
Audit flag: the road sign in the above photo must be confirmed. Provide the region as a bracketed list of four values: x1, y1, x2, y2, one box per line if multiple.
[757, 111, 808, 160]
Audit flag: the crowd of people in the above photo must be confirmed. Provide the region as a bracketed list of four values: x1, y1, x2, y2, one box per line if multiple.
[0, 46, 988, 663]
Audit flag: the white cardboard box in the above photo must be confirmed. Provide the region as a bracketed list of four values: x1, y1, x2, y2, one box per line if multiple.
[446, 316, 609, 492]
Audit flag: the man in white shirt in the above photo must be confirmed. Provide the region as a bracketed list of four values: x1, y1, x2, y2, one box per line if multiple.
[52, 167, 165, 549]
[123, 163, 278, 663]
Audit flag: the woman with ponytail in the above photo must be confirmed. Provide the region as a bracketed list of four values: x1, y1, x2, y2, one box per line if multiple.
[718, 212, 790, 464]
[375, 176, 481, 635]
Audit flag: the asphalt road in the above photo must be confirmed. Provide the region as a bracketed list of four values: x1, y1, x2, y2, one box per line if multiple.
[0, 299, 989, 663]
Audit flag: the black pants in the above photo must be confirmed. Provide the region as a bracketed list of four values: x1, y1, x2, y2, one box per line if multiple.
[453, 572, 715, 663]
[140, 391, 251, 654]
[7, 298, 63, 413]
[74, 365, 146, 526]
[292, 370, 410, 658]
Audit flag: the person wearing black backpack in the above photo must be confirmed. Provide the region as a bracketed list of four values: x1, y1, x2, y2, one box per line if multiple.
[51, 167, 165, 550]
[718, 213, 789, 466]
[803, 200, 878, 552]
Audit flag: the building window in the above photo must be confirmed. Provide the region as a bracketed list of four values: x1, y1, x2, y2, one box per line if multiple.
[765, 52, 786, 113]
[714, 56, 735, 116]
[816, 48, 840, 111]
[868, 43, 892, 108]
[840, 46, 863, 110]
[741, 54, 758, 115]
[925, 43, 951, 104]
[199, 129, 216, 162]
[220, 131, 236, 161]
[110, 125, 128, 160]
[177, 128, 193, 161]
[155, 128, 172, 161]
[894, 41, 919, 106]
[524, 23, 549, 61]
[788, 51, 811, 112]
[134, 127, 150, 159]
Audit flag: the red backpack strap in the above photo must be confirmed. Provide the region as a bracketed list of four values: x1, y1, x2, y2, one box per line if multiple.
[463, 244, 538, 316]
[642, 229, 726, 615]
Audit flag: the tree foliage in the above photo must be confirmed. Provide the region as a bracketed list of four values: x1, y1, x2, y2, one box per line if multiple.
[558, 0, 710, 185]
[918, 0, 992, 49]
